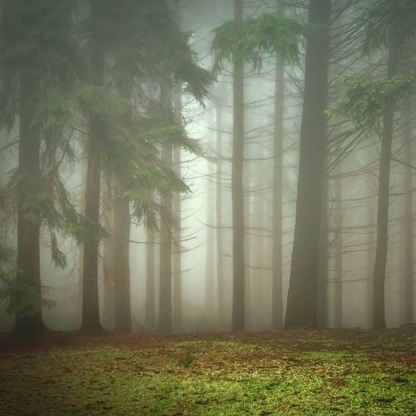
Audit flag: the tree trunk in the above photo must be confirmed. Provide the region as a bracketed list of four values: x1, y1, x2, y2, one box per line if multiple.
[333, 165, 343, 328]
[13, 68, 44, 336]
[215, 93, 226, 329]
[231, 0, 246, 331]
[271, 50, 284, 330]
[285, 0, 331, 328]
[317, 163, 329, 328]
[112, 75, 134, 333]
[402, 98, 414, 324]
[158, 78, 173, 334]
[372, 35, 399, 329]
[172, 85, 182, 332]
[81, 1, 105, 330]
[113, 187, 131, 332]
[145, 230, 156, 332]
[102, 187, 115, 330]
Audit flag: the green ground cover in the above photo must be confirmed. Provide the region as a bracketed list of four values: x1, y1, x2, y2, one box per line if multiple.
[0, 329, 415, 415]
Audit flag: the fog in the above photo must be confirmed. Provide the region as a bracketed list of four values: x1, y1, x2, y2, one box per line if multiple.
[0, 0, 415, 334]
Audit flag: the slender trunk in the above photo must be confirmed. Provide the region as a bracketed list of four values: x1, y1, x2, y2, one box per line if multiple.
[145, 230, 156, 332]
[317, 164, 328, 328]
[366, 148, 376, 328]
[172, 148, 182, 332]
[14, 69, 44, 336]
[402, 98, 413, 324]
[285, 0, 331, 328]
[271, 50, 284, 330]
[206, 152, 216, 327]
[113, 187, 131, 332]
[81, 2, 104, 330]
[112, 76, 134, 332]
[215, 99, 226, 329]
[333, 166, 343, 328]
[372, 35, 399, 329]
[232, 0, 245, 331]
[172, 85, 182, 332]
[158, 78, 173, 334]
[102, 187, 115, 330]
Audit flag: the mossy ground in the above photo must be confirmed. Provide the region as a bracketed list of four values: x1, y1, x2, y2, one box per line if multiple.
[0, 328, 415, 415]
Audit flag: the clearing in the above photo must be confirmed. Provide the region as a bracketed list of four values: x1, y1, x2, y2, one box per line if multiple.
[0, 328, 415, 415]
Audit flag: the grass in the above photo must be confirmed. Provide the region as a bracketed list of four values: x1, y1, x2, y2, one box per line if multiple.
[0, 329, 415, 415]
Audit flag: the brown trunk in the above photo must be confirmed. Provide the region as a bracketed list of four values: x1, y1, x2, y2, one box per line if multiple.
[372, 34, 399, 329]
[231, 0, 246, 331]
[112, 75, 134, 333]
[285, 0, 331, 328]
[81, 1, 105, 330]
[271, 50, 284, 330]
[158, 78, 173, 334]
[333, 166, 343, 328]
[113, 189, 131, 332]
[13, 68, 44, 336]
[145, 230, 156, 332]
[102, 187, 115, 330]
[402, 98, 414, 324]
[317, 164, 328, 328]
[172, 85, 182, 332]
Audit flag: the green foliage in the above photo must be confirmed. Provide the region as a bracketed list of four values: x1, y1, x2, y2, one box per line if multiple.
[334, 75, 414, 132]
[212, 12, 303, 73]
[0, 273, 55, 317]
[1, 331, 415, 414]
[359, 0, 416, 53]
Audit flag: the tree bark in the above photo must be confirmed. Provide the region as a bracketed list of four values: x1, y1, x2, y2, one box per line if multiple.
[231, 0, 246, 331]
[271, 50, 284, 330]
[113, 186, 131, 332]
[333, 165, 343, 328]
[402, 98, 414, 324]
[372, 34, 399, 329]
[158, 78, 173, 334]
[81, 0, 105, 330]
[285, 0, 331, 328]
[14, 68, 44, 336]
[145, 230, 156, 332]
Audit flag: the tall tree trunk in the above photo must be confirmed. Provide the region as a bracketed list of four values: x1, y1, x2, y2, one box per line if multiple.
[102, 187, 115, 330]
[372, 34, 399, 329]
[317, 163, 328, 328]
[215, 96, 226, 329]
[285, 0, 331, 328]
[402, 97, 413, 324]
[81, 1, 105, 330]
[158, 78, 173, 334]
[232, 0, 246, 331]
[145, 230, 156, 332]
[172, 85, 182, 332]
[112, 76, 134, 332]
[271, 50, 284, 330]
[366, 148, 376, 328]
[14, 69, 44, 336]
[333, 165, 343, 328]
[112, 185, 131, 332]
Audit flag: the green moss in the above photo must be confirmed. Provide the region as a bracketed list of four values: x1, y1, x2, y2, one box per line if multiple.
[0, 331, 415, 415]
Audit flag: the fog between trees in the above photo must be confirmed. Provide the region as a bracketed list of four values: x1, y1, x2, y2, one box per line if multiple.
[0, 0, 415, 336]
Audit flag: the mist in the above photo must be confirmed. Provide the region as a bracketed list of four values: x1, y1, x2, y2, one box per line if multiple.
[0, 0, 415, 336]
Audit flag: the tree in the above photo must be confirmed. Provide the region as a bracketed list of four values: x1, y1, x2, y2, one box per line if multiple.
[285, 0, 332, 328]
[79, 0, 213, 331]
[81, 0, 106, 331]
[337, 0, 416, 328]
[0, 0, 88, 336]
[212, 1, 302, 331]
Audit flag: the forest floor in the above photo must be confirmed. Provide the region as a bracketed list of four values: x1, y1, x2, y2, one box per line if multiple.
[0, 328, 415, 415]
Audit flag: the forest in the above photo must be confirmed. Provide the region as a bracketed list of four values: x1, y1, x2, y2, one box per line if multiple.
[1, 0, 416, 414]
[1, 0, 416, 336]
